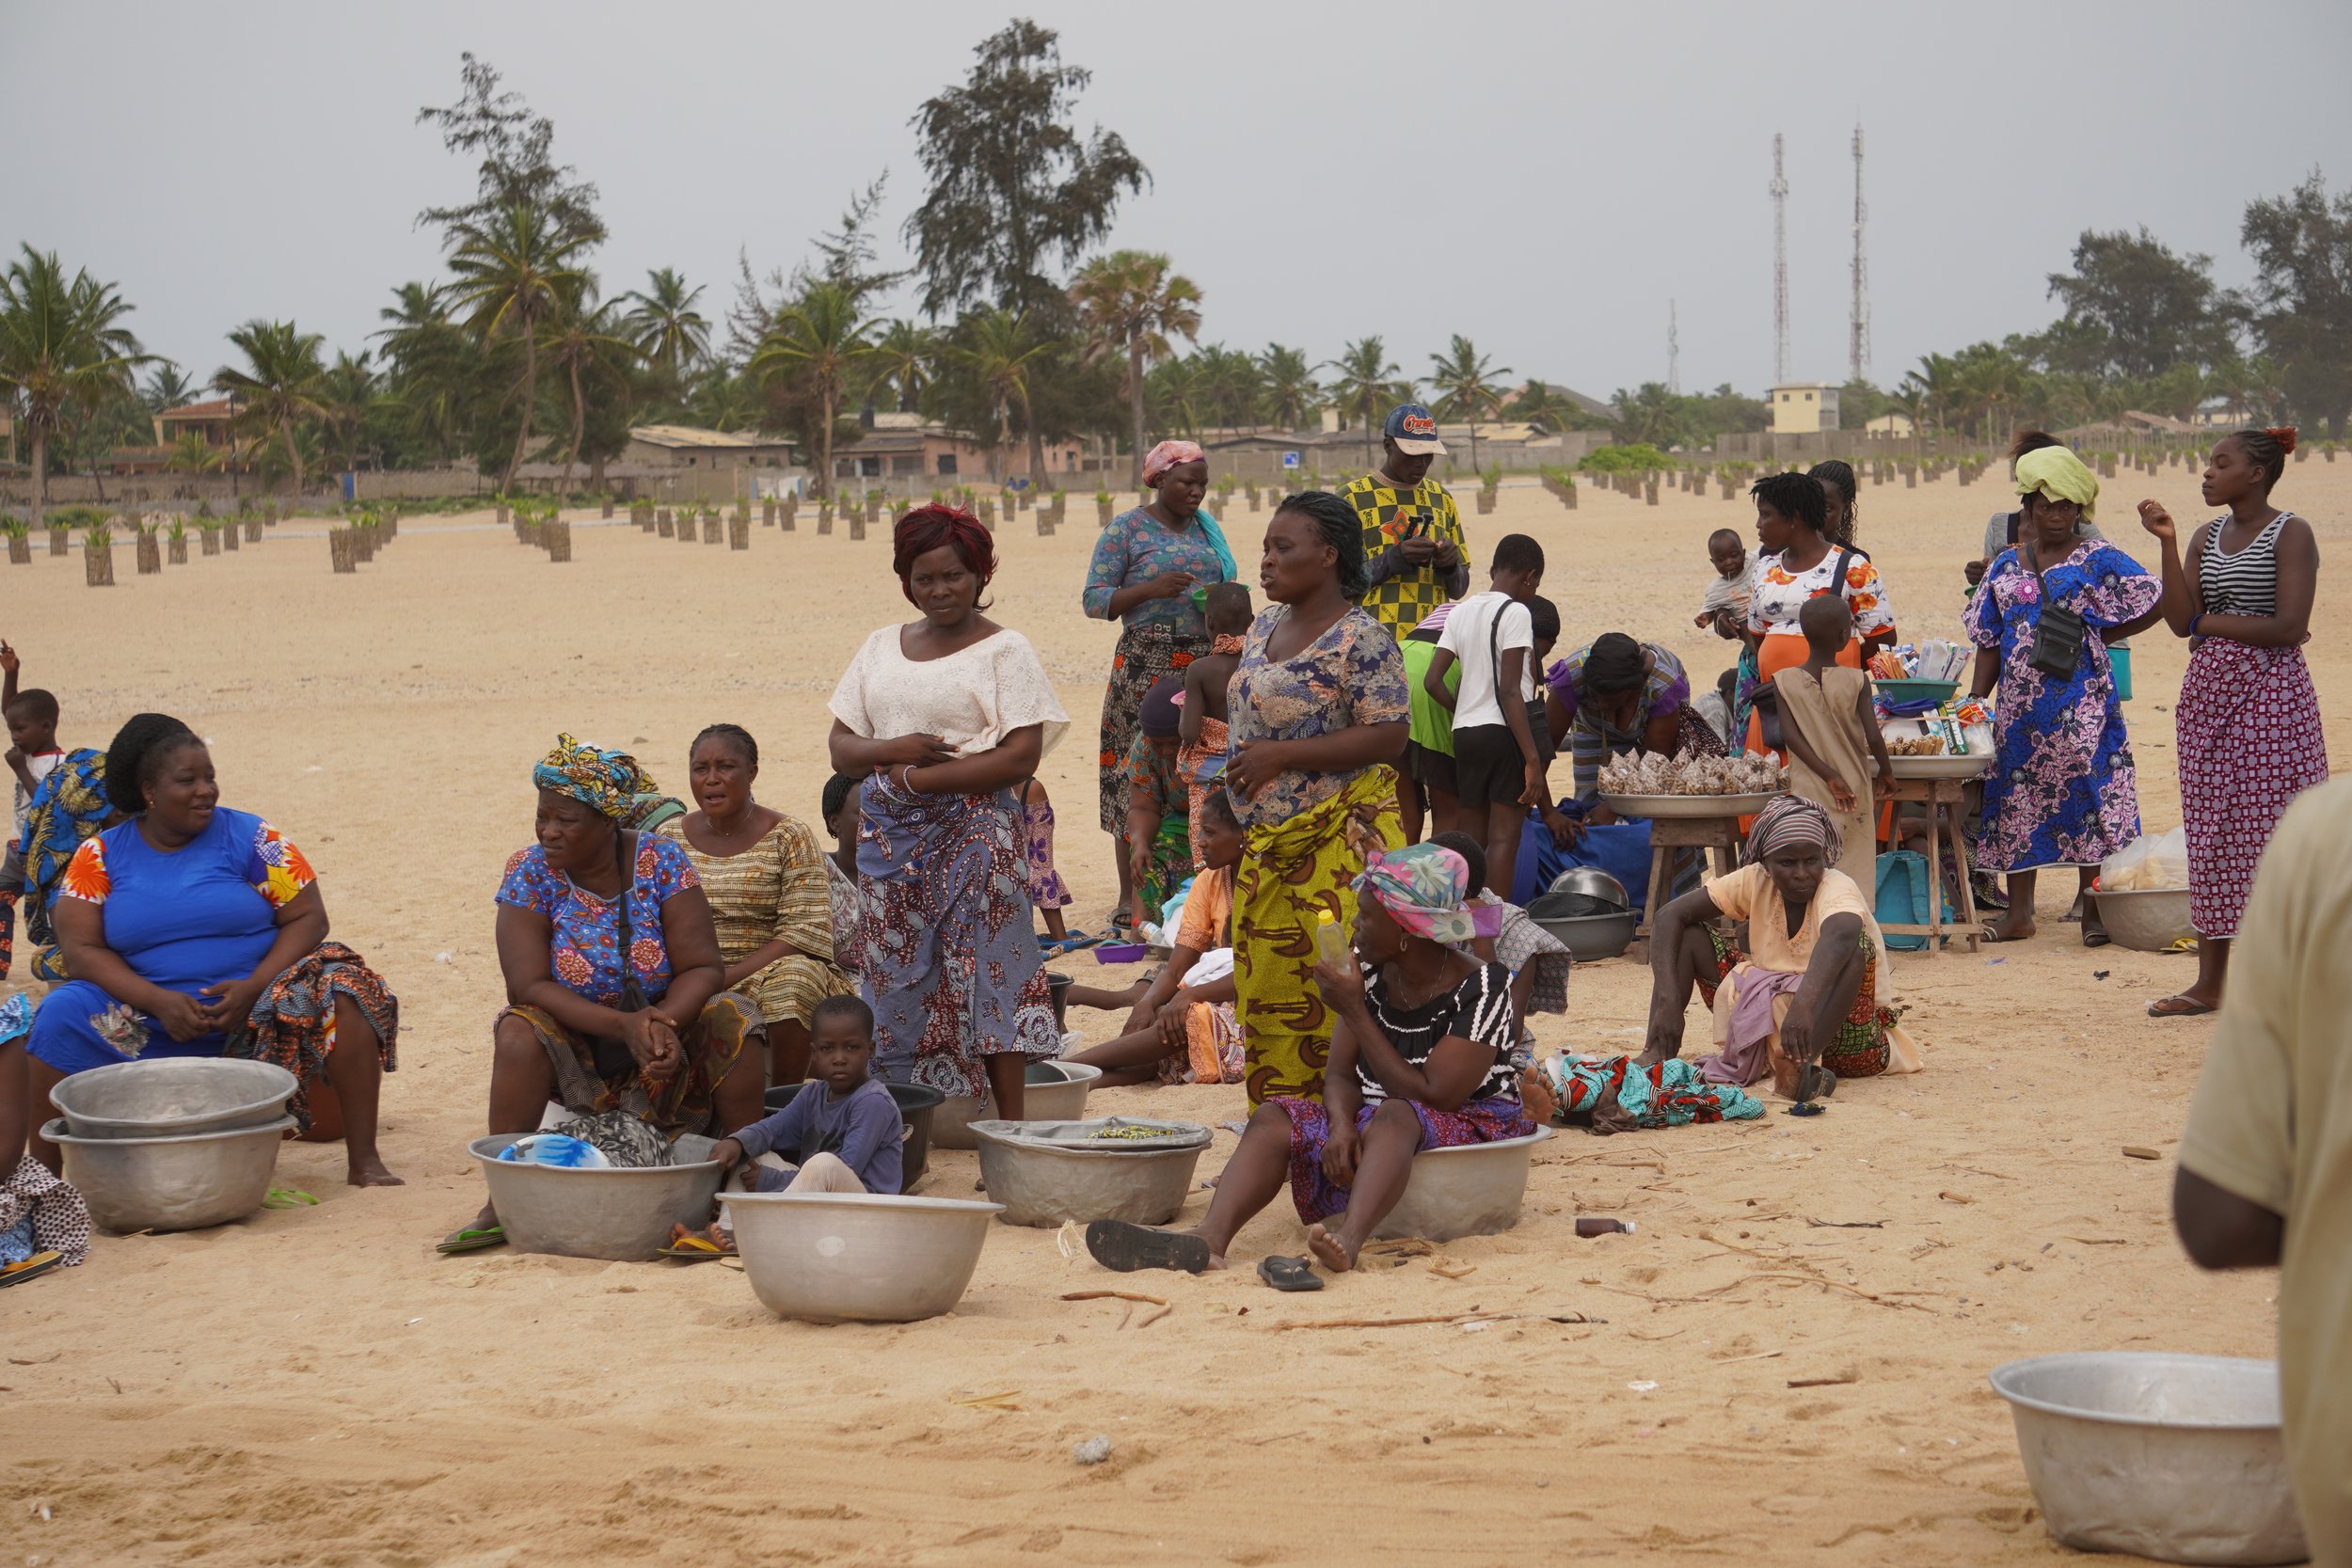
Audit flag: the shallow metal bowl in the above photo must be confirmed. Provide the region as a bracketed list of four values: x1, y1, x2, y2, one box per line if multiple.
[1988, 1353, 2304, 1564]
[719, 1190, 1001, 1323]
[1888, 752, 1993, 780]
[45, 1114, 293, 1233]
[1597, 790, 1782, 820]
[2091, 887, 2197, 953]
[1545, 866, 1629, 909]
[930, 1061, 1103, 1150]
[970, 1117, 1212, 1227]
[48, 1058, 298, 1140]
[469, 1132, 724, 1260]
[1529, 908, 1638, 962]
[1374, 1124, 1553, 1243]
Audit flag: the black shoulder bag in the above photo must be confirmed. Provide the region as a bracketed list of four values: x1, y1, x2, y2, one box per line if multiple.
[586, 829, 648, 1082]
[2025, 543, 2085, 679]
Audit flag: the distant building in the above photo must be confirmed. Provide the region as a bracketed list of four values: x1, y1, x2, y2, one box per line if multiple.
[1769, 382, 1841, 436]
[623, 424, 800, 469]
[829, 411, 1088, 483]
[154, 399, 238, 449]
[1864, 411, 1915, 437]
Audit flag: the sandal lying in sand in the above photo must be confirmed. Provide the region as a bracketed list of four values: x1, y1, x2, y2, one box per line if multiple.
[660, 1224, 736, 1260]
[1086, 1218, 1209, 1275]
[0, 1250, 64, 1289]
[437, 1224, 505, 1256]
[1257, 1255, 1322, 1292]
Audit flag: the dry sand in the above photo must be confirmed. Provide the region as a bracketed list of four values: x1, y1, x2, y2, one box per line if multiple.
[3, 456, 2344, 1566]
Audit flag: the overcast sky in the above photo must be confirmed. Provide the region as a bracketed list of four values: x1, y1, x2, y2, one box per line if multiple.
[7, 0, 2347, 407]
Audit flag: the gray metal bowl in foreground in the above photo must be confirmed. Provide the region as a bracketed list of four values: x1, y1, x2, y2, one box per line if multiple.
[719, 1191, 1001, 1323]
[49, 1057, 297, 1140]
[469, 1132, 724, 1261]
[1530, 910, 1638, 963]
[45, 1114, 294, 1233]
[1373, 1124, 1553, 1243]
[1988, 1353, 2304, 1565]
[2090, 887, 2198, 953]
[930, 1060, 1103, 1150]
[970, 1117, 1212, 1227]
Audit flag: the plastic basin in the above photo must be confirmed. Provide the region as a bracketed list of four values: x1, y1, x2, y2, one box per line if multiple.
[1373, 1124, 1553, 1243]
[48, 1058, 298, 1140]
[970, 1117, 1212, 1227]
[760, 1081, 944, 1193]
[930, 1061, 1103, 1150]
[719, 1191, 1000, 1323]
[2092, 887, 2196, 952]
[469, 1132, 724, 1260]
[45, 1114, 293, 1233]
[1988, 1353, 2304, 1564]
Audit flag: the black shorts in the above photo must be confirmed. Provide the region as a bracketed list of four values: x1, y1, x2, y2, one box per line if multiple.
[1451, 723, 1531, 808]
[1403, 738, 1457, 797]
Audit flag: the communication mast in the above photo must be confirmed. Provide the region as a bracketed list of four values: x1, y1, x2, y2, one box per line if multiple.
[1668, 299, 1680, 395]
[1850, 122, 1871, 383]
[1770, 133, 1790, 386]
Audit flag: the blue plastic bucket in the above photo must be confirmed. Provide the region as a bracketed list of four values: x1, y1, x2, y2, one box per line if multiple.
[2111, 643, 2134, 702]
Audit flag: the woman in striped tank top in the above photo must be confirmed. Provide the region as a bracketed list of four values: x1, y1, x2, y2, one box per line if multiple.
[2137, 428, 2326, 1017]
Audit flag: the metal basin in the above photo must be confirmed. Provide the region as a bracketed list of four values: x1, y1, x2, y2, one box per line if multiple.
[1373, 1123, 1553, 1243]
[970, 1117, 1211, 1227]
[761, 1081, 943, 1194]
[469, 1132, 724, 1261]
[930, 1061, 1103, 1150]
[719, 1191, 1000, 1323]
[2091, 887, 2197, 953]
[1988, 1353, 2304, 1565]
[1530, 909, 1637, 962]
[44, 1114, 293, 1233]
[48, 1058, 297, 1140]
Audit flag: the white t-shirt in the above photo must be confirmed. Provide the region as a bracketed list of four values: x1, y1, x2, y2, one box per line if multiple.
[828, 626, 1069, 760]
[1436, 592, 1534, 731]
[13, 748, 62, 841]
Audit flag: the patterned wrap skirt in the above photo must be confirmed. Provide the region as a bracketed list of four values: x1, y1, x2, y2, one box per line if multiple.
[2176, 640, 2328, 939]
[1099, 623, 1210, 833]
[497, 991, 755, 1138]
[1698, 927, 1894, 1081]
[1275, 1095, 1534, 1223]
[227, 942, 401, 1132]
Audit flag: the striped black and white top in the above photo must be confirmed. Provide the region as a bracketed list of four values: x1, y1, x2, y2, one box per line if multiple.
[1353, 959, 1518, 1103]
[2198, 512, 2296, 618]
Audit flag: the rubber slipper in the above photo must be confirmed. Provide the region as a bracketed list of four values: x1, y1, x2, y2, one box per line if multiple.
[2082, 928, 2112, 949]
[1257, 1255, 1323, 1292]
[1085, 1218, 1210, 1275]
[262, 1187, 319, 1209]
[2148, 995, 2216, 1019]
[437, 1225, 505, 1255]
[0, 1251, 64, 1289]
[1979, 924, 2034, 944]
[660, 1224, 736, 1259]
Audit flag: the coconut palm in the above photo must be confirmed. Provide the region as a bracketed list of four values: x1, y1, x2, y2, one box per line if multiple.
[950, 308, 1049, 482]
[749, 279, 875, 499]
[1507, 380, 1592, 436]
[214, 319, 329, 497]
[318, 350, 379, 473]
[1323, 336, 1406, 468]
[142, 361, 198, 414]
[165, 431, 224, 474]
[869, 319, 939, 415]
[444, 202, 594, 490]
[1259, 343, 1321, 430]
[617, 267, 707, 401]
[541, 285, 638, 490]
[0, 244, 146, 523]
[373, 281, 472, 464]
[1427, 335, 1513, 471]
[1070, 249, 1202, 486]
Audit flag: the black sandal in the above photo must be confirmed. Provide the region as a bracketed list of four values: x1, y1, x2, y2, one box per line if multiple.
[1085, 1218, 1210, 1274]
[1257, 1255, 1323, 1292]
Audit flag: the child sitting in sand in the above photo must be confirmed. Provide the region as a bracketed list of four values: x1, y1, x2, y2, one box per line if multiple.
[707, 994, 903, 1196]
[1, 642, 67, 976]
[1693, 529, 1751, 638]
[1178, 583, 1252, 869]
[1122, 676, 1192, 931]
[1766, 595, 1892, 883]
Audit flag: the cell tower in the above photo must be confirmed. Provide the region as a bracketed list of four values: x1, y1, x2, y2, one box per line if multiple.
[1668, 299, 1681, 394]
[1770, 133, 1789, 386]
[1850, 121, 1871, 383]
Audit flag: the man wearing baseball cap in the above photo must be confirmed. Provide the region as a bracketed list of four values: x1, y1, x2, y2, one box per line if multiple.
[1343, 404, 1470, 641]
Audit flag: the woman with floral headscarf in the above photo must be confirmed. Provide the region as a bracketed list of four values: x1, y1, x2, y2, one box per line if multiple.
[451, 735, 756, 1251]
[1641, 796, 1920, 1097]
[1081, 439, 1235, 930]
[1084, 843, 1530, 1288]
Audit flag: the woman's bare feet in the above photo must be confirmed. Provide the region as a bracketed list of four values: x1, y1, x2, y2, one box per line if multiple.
[1305, 1223, 1357, 1274]
[347, 1155, 405, 1187]
[1982, 911, 2036, 943]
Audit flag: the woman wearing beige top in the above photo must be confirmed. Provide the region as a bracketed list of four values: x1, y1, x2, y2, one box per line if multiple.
[658, 724, 851, 1084]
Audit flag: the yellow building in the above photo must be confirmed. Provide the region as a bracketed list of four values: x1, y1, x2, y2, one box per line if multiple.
[1769, 382, 1841, 436]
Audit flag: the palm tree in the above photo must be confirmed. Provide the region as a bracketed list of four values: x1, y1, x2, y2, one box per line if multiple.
[1150, 355, 1209, 441]
[0, 244, 145, 522]
[165, 431, 224, 475]
[950, 308, 1049, 482]
[1427, 335, 1513, 472]
[214, 320, 330, 497]
[1507, 380, 1590, 436]
[444, 203, 594, 490]
[1070, 249, 1203, 486]
[1259, 343, 1321, 430]
[142, 361, 198, 414]
[1900, 352, 1963, 435]
[373, 282, 471, 464]
[541, 285, 638, 490]
[319, 350, 378, 473]
[749, 279, 875, 499]
[617, 267, 707, 401]
[869, 319, 939, 415]
[1323, 336, 1405, 469]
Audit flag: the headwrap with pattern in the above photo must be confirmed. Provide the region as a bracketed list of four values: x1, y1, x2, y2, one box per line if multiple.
[1142, 439, 1208, 486]
[532, 734, 678, 827]
[1351, 844, 1479, 945]
[1743, 793, 1843, 868]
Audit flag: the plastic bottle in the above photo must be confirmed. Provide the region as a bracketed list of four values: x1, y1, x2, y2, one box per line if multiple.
[1313, 910, 1350, 968]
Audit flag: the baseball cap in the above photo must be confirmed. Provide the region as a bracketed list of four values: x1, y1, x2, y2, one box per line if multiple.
[1382, 404, 1447, 456]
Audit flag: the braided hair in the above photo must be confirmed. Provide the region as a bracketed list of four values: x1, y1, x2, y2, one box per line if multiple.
[820, 770, 861, 828]
[104, 712, 201, 816]
[1806, 460, 1859, 547]
[892, 503, 995, 608]
[1749, 471, 1828, 534]
[2228, 427, 2296, 489]
[691, 722, 758, 768]
[1273, 490, 1369, 597]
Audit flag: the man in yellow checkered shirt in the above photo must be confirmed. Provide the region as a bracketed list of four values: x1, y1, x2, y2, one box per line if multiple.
[1342, 404, 1470, 641]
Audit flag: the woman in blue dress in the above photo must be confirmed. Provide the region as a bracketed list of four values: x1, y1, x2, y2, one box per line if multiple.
[16, 714, 400, 1186]
[1966, 450, 2163, 944]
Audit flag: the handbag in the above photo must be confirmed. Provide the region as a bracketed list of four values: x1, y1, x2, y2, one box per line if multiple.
[2026, 546, 2085, 678]
[585, 830, 649, 1082]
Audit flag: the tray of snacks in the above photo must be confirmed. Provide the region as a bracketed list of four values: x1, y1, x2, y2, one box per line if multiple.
[1597, 752, 1787, 818]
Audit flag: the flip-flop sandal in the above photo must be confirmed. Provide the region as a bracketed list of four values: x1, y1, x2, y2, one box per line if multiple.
[0, 1250, 64, 1289]
[1257, 1255, 1323, 1292]
[660, 1225, 737, 1260]
[2148, 995, 2217, 1019]
[1979, 924, 2034, 944]
[1085, 1218, 1210, 1275]
[262, 1187, 319, 1209]
[437, 1225, 505, 1255]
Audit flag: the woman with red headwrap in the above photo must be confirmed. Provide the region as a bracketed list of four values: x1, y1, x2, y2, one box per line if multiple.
[828, 507, 1070, 1117]
[1081, 439, 1236, 931]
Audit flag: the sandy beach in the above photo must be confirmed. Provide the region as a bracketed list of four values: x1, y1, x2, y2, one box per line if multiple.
[2, 459, 2339, 1566]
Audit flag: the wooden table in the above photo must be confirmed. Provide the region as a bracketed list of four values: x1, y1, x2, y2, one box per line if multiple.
[1637, 814, 1746, 934]
[1879, 774, 1982, 955]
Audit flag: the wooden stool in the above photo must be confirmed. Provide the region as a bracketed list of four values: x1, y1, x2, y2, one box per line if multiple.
[1637, 814, 1745, 934]
[1879, 775, 1982, 955]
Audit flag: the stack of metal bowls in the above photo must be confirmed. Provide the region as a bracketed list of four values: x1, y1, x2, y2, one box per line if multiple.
[42, 1059, 299, 1232]
[1525, 868, 1639, 961]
